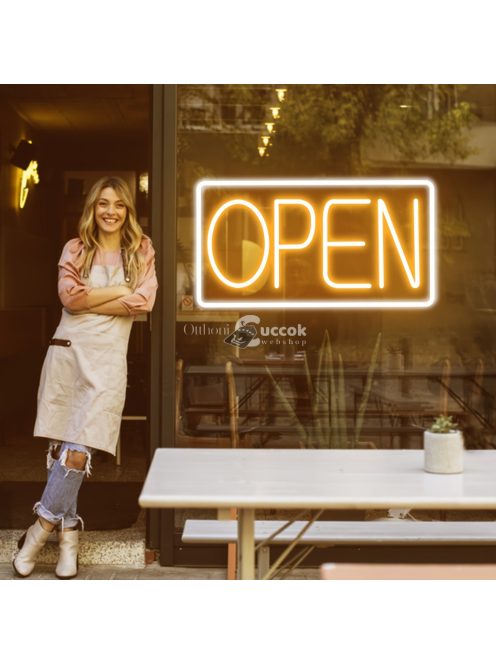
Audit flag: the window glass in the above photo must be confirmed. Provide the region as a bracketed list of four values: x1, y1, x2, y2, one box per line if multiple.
[175, 84, 496, 458]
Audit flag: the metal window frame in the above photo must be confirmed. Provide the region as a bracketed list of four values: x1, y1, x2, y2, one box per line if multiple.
[148, 84, 177, 562]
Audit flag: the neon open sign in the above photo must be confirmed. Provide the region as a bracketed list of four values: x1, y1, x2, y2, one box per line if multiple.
[195, 179, 436, 309]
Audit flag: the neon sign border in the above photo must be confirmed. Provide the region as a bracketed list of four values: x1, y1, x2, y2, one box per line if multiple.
[194, 178, 437, 310]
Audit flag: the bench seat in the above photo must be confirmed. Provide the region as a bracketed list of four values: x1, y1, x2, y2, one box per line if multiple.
[182, 518, 496, 579]
[183, 518, 496, 546]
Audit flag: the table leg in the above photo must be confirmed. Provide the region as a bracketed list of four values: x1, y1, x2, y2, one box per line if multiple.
[237, 508, 255, 580]
[116, 434, 121, 466]
[218, 507, 237, 580]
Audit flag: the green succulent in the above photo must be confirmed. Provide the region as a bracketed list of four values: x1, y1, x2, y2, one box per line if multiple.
[429, 415, 459, 434]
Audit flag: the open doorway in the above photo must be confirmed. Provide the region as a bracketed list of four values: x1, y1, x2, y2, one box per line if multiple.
[0, 84, 152, 533]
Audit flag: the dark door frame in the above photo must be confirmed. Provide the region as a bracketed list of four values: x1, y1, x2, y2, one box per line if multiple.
[148, 84, 176, 562]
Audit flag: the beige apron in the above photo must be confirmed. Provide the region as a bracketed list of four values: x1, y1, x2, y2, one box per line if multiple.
[33, 264, 133, 455]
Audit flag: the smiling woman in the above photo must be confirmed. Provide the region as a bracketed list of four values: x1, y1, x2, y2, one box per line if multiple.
[12, 175, 158, 580]
[94, 189, 128, 239]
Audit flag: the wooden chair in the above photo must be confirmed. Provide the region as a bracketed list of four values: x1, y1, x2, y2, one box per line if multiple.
[225, 360, 241, 448]
[224, 360, 240, 579]
[176, 358, 238, 578]
[175, 358, 232, 448]
[439, 358, 451, 415]
[469, 357, 484, 410]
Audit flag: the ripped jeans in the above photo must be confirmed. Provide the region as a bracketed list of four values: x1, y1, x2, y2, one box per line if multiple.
[34, 440, 93, 531]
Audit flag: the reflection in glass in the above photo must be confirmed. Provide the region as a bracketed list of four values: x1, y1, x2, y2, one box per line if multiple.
[176, 85, 496, 455]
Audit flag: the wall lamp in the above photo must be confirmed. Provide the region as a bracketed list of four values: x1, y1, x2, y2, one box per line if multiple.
[10, 140, 40, 209]
[10, 139, 36, 170]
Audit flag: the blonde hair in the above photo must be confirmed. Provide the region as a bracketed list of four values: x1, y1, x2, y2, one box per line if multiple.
[78, 176, 145, 289]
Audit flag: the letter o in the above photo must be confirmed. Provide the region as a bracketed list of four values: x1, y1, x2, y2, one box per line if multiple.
[287, 327, 297, 336]
[207, 199, 270, 289]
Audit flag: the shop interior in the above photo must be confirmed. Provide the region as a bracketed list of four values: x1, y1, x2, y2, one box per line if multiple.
[0, 85, 151, 532]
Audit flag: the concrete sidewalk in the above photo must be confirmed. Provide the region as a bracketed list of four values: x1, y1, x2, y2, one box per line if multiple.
[0, 562, 319, 580]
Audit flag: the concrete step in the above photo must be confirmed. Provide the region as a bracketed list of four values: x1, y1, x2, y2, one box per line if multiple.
[1, 525, 145, 568]
[0, 562, 322, 580]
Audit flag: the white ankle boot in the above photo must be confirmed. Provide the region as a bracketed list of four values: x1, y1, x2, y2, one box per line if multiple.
[13, 520, 51, 577]
[55, 529, 79, 579]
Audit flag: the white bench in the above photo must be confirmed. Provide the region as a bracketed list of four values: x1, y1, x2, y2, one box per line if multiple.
[182, 519, 496, 579]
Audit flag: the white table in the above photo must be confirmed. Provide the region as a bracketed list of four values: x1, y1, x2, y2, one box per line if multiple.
[138, 448, 496, 580]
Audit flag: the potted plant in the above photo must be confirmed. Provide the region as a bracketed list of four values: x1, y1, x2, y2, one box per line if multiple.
[424, 415, 464, 474]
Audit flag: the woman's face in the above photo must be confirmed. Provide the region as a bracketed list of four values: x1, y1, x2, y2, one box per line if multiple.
[94, 187, 127, 237]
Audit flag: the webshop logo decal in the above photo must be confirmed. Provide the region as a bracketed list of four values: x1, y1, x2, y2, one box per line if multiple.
[224, 315, 307, 349]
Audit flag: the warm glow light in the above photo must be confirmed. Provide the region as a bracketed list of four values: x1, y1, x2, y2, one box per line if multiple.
[258, 146, 266, 157]
[265, 122, 275, 133]
[276, 88, 287, 103]
[139, 172, 149, 195]
[378, 198, 420, 289]
[274, 199, 316, 288]
[206, 199, 270, 289]
[19, 160, 40, 209]
[270, 107, 280, 119]
[323, 199, 372, 289]
[195, 179, 436, 310]
[261, 135, 270, 146]
[242, 240, 270, 295]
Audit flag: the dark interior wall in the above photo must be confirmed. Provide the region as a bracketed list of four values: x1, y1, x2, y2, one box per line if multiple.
[0, 99, 53, 439]
[42, 134, 149, 171]
[0, 99, 54, 311]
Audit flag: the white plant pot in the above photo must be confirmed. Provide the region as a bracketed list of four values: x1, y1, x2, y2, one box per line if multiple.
[423, 430, 464, 474]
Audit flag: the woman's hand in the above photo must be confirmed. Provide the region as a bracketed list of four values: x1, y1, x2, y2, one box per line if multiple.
[117, 285, 134, 297]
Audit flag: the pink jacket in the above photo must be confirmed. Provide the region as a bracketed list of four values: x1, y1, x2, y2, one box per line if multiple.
[57, 235, 158, 315]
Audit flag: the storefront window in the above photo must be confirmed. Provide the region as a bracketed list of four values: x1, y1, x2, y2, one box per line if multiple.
[175, 84, 496, 459]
